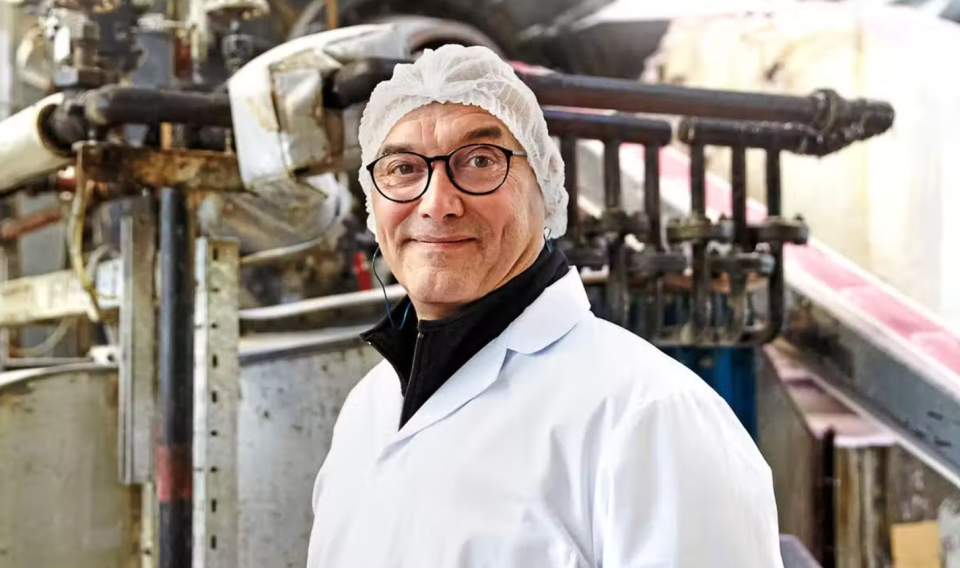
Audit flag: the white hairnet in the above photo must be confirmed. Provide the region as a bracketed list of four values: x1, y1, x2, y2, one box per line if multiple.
[357, 44, 568, 240]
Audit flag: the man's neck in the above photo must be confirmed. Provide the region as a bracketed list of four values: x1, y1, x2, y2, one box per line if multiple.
[361, 243, 570, 429]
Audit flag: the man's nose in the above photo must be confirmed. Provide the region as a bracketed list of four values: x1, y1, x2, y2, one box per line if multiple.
[417, 162, 464, 220]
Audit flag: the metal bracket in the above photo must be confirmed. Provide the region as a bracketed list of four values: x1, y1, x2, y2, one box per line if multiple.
[193, 236, 240, 568]
[119, 196, 157, 485]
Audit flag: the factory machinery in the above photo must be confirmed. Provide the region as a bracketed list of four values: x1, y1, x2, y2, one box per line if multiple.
[2, 0, 959, 567]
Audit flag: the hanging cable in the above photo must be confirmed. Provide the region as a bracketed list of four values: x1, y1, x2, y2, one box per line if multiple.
[371, 247, 411, 329]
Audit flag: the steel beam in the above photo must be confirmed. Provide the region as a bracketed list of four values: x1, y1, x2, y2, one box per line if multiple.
[193, 237, 240, 568]
[119, 196, 157, 485]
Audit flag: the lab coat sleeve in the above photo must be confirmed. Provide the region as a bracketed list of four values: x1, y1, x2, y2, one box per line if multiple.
[595, 388, 784, 568]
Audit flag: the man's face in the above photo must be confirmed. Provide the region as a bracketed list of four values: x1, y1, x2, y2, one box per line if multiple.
[371, 103, 546, 320]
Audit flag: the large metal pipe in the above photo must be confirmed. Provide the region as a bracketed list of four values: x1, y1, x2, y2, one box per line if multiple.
[157, 187, 194, 568]
[84, 86, 233, 129]
[328, 58, 894, 135]
[0, 93, 73, 195]
[543, 109, 672, 146]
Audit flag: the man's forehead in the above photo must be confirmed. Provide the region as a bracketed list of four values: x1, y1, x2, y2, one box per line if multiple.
[378, 103, 520, 155]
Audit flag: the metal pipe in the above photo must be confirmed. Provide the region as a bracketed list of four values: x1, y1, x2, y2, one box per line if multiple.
[731, 146, 748, 248]
[643, 145, 662, 251]
[0, 206, 63, 241]
[1, 356, 93, 368]
[544, 109, 672, 146]
[559, 136, 581, 243]
[718, 146, 751, 344]
[766, 149, 782, 216]
[239, 271, 636, 322]
[85, 86, 233, 128]
[689, 143, 706, 216]
[0, 93, 74, 195]
[157, 187, 193, 568]
[642, 144, 666, 340]
[327, 59, 893, 135]
[602, 139, 629, 327]
[678, 117, 867, 157]
[743, 150, 787, 345]
[240, 284, 407, 321]
[602, 139, 621, 211]
[519, 72, 893, 131]
[688, 143, 710, 339]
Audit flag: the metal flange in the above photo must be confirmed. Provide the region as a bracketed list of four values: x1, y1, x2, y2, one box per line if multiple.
[750, 216, 810, 246]
[628, 250, 688, 276]
[666, 214, 734, 244]
[709, 252, 776, 278]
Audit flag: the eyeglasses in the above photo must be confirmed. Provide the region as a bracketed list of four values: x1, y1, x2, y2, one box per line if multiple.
[365, 144, 528, 203]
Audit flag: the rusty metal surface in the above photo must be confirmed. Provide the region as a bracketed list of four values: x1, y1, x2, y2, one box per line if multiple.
[834, 445, 889, 568]
[78, 143, 244, 193]
[236, 332, 382, 568]
[761, 342, 960, 568]
[0, 364, 142, 568]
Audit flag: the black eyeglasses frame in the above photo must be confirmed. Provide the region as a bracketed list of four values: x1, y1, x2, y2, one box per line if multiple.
[365, 143, 528, 204]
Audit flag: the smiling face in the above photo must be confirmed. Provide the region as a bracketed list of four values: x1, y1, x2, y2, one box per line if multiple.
[370, 103, 546, 320]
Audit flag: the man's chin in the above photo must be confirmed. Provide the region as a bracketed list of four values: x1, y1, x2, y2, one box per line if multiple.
[403, 272, 477, 309]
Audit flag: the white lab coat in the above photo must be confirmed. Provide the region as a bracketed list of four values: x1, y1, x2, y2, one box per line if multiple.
[306, 268, 785, 568]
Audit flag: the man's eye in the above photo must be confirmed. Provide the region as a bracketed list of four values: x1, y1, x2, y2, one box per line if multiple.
[470, 156, 492, 168]
[389, 162, 419, 175]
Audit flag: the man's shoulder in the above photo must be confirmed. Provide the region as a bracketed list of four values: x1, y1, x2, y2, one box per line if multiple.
[545, 316, 771, 477]
[551, 314, 712, 400]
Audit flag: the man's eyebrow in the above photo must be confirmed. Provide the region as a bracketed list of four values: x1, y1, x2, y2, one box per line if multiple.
[377, 126, 506, 158]
[459, 126, 505, 145]
[378, 143, 416, 157]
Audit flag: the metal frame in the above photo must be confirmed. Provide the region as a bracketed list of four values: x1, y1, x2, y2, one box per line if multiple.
[192, 236, 241, 568]
[119, 195, 157, 485]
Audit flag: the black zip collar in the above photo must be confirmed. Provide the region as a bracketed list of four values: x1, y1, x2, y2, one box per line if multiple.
[361, 245, 569, 428]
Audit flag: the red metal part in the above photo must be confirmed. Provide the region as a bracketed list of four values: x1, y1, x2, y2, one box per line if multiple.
[354, 251, 373, 291]
[155, 444, 194, 502]
[0, 206, 63, 241]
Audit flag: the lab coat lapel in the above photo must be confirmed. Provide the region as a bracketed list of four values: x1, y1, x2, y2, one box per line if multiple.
[387, 331, 509, 447]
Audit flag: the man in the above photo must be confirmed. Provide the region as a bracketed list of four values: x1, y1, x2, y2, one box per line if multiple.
[306, 44, 784, 567]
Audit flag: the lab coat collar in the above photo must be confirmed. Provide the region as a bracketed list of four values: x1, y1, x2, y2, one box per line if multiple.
[502, 267, 591, 355]
[384, 267, 592, 450]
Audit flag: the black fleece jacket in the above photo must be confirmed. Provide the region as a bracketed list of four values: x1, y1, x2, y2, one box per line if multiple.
[361, 245, 570, 429]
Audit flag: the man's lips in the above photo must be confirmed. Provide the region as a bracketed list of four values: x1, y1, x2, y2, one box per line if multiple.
[409, 236, 475, 245]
